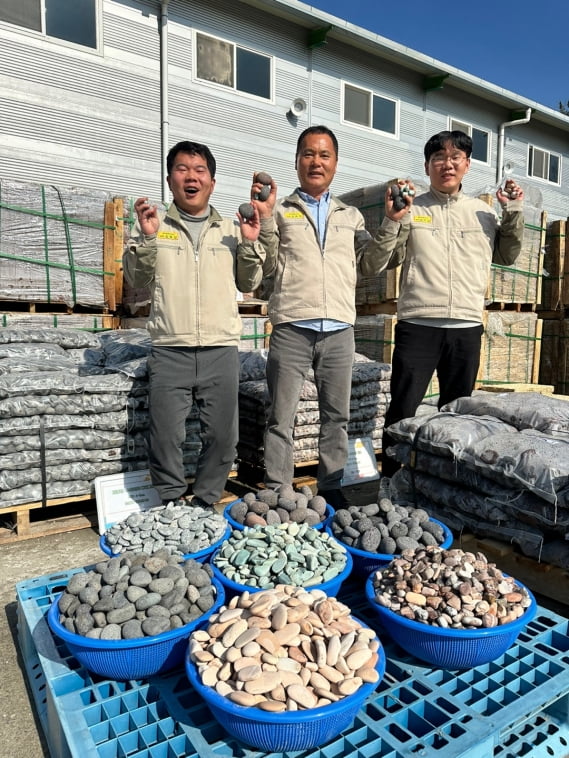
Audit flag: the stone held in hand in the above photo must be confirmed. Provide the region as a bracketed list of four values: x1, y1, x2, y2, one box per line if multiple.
[239, 202, 255, 220]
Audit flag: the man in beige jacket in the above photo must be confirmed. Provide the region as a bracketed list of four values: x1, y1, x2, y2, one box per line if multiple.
[253, 125, 392, 506]
[124, 141, 264, 507]
[378, 130, 525, 477]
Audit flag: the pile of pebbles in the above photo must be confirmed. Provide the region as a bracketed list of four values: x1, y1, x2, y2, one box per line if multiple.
[56, 550, 218, 639]
[213, 522, 348, 590]
[189, 584, 381, 711]
[371, 546, 533, 629]
[227, 485, 327, 528]
[330, 499, 445, 555]
[103, 503, 228, 557]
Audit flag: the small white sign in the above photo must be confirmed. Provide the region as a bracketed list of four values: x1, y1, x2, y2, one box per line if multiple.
[342, 437, 380, 486]
[95, 469, 162, 534]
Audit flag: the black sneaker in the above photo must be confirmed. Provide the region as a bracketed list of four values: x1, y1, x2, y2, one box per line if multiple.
[190, 495, 213, 508]
[317, 489, 349, 509]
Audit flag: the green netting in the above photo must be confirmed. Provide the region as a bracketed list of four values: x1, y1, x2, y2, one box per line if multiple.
[0, 179, 115, 308]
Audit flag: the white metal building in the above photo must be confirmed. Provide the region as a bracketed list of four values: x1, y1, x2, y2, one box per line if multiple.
[1, 0, 568, 219]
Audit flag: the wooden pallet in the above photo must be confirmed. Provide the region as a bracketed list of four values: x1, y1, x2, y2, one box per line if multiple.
[238, 299, 269, 315]
[476, 382, 555, 395]
[456, 532, 569, 607]
[485, 302, 537, 312]
[0, 494, 97, 544]
[0, 473, 240, 544]
[356, 300, 397, 316]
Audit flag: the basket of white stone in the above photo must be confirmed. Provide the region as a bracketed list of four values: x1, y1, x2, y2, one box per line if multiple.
[365, 546, 537, 669]
[211, 522, 353, 600]
[327, 500, 453, 578]
[185, 585, 386, 751]
[47, 551, 225, 680]
[99, 502, 230, 562]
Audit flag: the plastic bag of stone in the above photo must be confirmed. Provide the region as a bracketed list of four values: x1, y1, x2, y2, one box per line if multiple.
[0, 327, 101, 349]
[99, 328, 151, 365]
[386, 412, 514, 458]
[460, 428, 569, 503]
[239, 350, 268, 381]
[442, 392, 569, 437]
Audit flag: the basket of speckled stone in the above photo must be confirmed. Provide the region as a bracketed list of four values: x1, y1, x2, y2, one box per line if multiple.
[47, 551, 225, 680]
[99, 502, 230, 562]
[185, 585, 386, 751]
[365, 546, 537, 669]
[224, 485, 334, 531]
[327, 496, 453, 579]
[211, 522, 353, 599]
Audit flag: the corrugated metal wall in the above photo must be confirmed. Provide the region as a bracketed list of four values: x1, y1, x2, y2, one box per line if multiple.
[0, 0, 567, 219]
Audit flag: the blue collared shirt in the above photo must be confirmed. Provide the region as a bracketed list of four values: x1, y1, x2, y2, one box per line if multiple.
[292, 188, 350, 333]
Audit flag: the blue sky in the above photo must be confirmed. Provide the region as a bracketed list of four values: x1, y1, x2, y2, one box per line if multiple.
[308, 0, 569, 112]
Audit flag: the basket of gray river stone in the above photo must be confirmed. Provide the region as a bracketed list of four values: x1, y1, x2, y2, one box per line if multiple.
[47, 550, 225, 680]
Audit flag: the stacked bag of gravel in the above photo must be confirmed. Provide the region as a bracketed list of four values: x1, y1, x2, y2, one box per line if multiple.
[384, 391, 569, 569]
[0, 327, 204, 508]
[237, 350, 391, 465]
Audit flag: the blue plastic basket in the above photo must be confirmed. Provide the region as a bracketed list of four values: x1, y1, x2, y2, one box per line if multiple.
[224, 499, 334, 531]
[99, 524, 231, 563]
[365, 572, 537, 669]
[211, 541, 353, 599]
[47, 576, 225, 680]
[185, 615, 386, 751]
[327, 517, 453, 578]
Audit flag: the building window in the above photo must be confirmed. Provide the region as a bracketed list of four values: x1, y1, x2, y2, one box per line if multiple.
[528, 145, 560, 184]
[343, 83, 397, 135]
[449, 119, 490, 163]
[195, 32, 271, 100]
[0, 0, 97, 49]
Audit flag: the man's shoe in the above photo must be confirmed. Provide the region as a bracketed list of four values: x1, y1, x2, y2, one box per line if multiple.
[317, 488, 349, 509]
[162, 494, 193, 507]
[189, 495, 213, 509]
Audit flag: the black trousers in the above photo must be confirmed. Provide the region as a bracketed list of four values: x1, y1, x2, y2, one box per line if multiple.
[381, 321, 484, 477]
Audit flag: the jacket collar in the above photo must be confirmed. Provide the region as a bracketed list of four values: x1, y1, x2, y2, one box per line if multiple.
[429, 185, 464, 203]
[285, 189, 348, 210]
[166, 203, 222, 224]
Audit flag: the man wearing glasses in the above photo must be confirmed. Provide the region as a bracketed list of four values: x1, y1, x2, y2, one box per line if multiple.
[378, 130, 524, 478]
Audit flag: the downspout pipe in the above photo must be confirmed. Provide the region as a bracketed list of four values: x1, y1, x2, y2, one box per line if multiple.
[160, 0, 170, 203]
[496, 107, 531, 184]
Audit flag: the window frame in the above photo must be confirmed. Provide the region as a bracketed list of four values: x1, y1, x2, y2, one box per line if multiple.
[448, 118, 491, 165]
[341, 80, 399, 138]
[0, 0, 101, 52]
[527, 144, 561, 185]
[193, 30, 274, 103]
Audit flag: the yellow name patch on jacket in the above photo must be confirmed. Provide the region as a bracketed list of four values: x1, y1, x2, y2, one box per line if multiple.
[284, 211, 304, 219]
[413, 216, 432, 223]
[157, 231, 180, 240]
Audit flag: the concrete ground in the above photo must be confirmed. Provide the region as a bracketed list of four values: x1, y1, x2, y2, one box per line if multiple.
[1, 527, 102, 758]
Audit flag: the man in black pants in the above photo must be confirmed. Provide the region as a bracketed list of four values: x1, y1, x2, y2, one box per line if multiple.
[376, 130, 525, 477]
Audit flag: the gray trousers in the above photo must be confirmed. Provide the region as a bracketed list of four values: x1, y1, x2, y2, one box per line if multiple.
[147, 345, 238, 503]
[264, 323, 354, 490]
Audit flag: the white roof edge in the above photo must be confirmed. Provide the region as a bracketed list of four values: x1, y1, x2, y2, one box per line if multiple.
[240, 0, 569, 132]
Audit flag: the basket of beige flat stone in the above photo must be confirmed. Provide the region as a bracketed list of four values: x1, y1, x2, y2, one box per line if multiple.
[185, 585, 386, 751]
[366, 546, 537, 669]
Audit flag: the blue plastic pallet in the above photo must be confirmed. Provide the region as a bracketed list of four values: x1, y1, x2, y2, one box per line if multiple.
[16, 568, 569, 758]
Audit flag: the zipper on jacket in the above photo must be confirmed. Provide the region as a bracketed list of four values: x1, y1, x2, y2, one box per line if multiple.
[445, 196, 453, 312]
